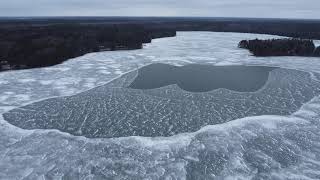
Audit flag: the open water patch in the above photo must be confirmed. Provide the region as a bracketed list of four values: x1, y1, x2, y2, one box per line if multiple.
[129, 63, 276, 92]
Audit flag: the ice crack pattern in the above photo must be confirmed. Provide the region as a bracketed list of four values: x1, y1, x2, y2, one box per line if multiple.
[3, 63, 320, 139]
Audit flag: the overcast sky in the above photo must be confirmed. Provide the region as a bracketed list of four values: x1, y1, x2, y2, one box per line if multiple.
[0, 0, 319, 19]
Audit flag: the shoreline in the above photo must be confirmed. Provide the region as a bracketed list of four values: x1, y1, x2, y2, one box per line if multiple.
[2, 17, 320, 72]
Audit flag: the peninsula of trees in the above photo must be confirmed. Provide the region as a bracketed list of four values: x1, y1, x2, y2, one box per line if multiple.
[239, 39, 320, 57]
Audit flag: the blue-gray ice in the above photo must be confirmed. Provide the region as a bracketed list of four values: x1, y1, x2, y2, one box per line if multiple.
[4, 64, 320, 139]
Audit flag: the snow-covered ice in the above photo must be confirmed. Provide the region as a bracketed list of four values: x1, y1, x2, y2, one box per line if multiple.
[1, 32, 320, 179]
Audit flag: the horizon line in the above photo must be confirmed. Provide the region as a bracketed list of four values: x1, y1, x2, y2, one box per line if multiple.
[0, 16, 320, 21]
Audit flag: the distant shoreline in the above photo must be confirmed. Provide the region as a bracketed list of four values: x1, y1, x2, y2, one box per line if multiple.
[1, 17, 320, 72]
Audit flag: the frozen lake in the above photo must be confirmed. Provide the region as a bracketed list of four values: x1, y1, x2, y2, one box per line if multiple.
[1, 32, 320, 179]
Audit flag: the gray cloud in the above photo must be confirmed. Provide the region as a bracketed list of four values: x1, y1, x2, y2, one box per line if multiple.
[0, 0, 319, 19]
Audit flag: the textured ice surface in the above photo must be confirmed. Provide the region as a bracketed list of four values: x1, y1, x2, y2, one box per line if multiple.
[1, 32, 320, 179]
[4, 64, 320, 138]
